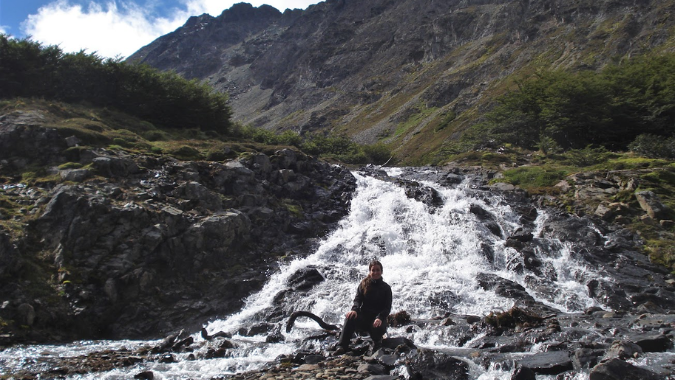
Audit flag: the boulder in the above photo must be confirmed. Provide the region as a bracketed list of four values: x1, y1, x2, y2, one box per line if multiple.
[635, 191, 670, 219]
[602, 340, 643, 360]
[589, 358, 661, 380]
[517, 351, 573, 375]
[287, 266, 325, 291]
[406, 348, 469, 380]
[476, 273, 535, 301]
[634, 335, 673, 352]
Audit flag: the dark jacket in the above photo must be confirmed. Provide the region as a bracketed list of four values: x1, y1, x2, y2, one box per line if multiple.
[351, 278, 392, 321]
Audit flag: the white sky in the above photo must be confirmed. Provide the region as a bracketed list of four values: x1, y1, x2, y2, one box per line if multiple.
[21, 0, 319, 59]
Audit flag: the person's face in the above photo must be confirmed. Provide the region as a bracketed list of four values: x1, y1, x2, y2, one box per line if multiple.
[369, 264, 383, 280]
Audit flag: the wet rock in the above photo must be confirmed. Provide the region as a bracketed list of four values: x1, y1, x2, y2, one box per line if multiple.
[634, 334, 673, 352]
[239, 322, 275, 336]
[511, 365, 536, 380]
[602, 340, 643, 360]
[589, 357, 661, 380]
[476, 273, 535, 301]
[134, 370, 154, 379]
[358, 363, 387, 374]
[381, 336, 416, 350]
[159, 354, 176, 363]
[470, 204, 503, 238]
[587, 279, 632, 311]
[573, 348, 604, 369]
[517, 351, 573, 375]
[406, 348, 469, 380]
[287, 266, 325, 291]
[403, 181, 444, 208]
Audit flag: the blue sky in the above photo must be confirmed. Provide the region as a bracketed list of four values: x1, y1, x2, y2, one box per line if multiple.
[0, 0, 319, 58]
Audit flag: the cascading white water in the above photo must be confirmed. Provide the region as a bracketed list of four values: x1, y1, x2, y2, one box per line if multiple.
[0, 170, 604, 379]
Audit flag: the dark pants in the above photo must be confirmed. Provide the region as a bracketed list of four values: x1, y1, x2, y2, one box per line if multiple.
[337, 313, 387, 348]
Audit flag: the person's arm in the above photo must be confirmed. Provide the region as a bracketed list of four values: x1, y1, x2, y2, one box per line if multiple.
[376, 284, 392, 321]
[351, 284, 364, 312]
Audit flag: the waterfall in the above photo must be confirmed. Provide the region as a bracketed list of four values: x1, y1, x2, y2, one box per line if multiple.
[0, 170, 605, 379]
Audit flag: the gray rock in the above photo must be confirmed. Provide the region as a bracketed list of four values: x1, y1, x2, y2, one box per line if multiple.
[589, 358, 661, 380]
[60, 169, 91, 182]
[406, 348, 469, 380]
[65, 135, 81, 147]
[635, 191, 670, 219]
[358, 363, 387, 374]
[17, 303, 35, 326]
[287, 266, 324, 291]
[603, 340, 643, 360]
[517, 351, 573, 375]
[634, 334, 673, 352]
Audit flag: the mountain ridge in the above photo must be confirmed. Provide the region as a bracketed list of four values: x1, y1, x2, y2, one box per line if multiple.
[127, 0, 675, 164]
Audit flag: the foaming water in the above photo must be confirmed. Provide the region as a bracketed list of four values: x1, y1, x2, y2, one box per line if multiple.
[0, 171, 604, 379]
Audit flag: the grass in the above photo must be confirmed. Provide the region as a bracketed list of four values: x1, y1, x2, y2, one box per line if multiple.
[494, 166, 570, 191]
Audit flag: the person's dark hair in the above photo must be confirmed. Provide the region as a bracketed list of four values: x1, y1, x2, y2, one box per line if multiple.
[359, 260, 383, 295]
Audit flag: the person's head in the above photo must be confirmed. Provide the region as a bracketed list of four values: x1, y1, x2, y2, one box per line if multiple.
[368, 260, 383, 280]
[360, 260, 383, 294]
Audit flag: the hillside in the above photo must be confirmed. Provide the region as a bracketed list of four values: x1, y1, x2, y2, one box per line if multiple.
[0, 99, 356, 342]
[127, 0, 675, 164]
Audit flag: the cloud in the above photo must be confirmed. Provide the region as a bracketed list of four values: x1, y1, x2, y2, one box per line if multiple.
[21, 0, 319, 59]
[22, 0, 190, 58]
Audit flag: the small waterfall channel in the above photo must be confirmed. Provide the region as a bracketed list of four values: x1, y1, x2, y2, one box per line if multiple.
[0, 168, 652, 379]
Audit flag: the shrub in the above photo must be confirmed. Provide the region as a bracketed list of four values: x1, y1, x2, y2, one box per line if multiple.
[362, 143, 392, 165]
[629, 134, 675, 159]
[465, 53, 675, 152]
[563, 145, 612, 166]
[0, 35, 232, 134]
[170, 146, 202, 160]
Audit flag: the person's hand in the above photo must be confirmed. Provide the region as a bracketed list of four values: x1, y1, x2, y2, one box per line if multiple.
[346, 311, 357, 319]
[373, 318, 382, 328]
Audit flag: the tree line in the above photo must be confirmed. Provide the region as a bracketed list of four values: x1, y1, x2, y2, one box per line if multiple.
[0, 35, 232, 133]
[461, 53, 675, 158]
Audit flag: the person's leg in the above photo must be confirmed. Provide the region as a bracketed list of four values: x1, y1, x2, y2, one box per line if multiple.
[369, 318, 387, 351]
[337, 315, 359, 348]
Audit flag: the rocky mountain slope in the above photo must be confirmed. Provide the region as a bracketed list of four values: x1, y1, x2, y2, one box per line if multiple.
[127, 0, 675, 164]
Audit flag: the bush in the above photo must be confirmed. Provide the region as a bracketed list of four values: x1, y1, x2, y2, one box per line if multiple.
[0, 35, 232, 134]
[563, 145, 613, 166]
[629, 134, 675, 159]
[465, 53, 675, 152]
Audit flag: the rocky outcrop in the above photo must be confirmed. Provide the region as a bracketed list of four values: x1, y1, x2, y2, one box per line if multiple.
[0, 122, 356, 342]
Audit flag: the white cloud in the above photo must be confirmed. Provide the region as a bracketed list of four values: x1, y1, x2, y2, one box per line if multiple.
[22, 0, 190, 58]
[21, 0, 319, 59]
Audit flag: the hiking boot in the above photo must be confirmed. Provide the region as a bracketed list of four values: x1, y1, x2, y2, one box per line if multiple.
[333, 346, 348, 356]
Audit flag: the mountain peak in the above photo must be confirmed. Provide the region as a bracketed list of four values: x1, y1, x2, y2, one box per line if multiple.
[128, 0, 675, 164]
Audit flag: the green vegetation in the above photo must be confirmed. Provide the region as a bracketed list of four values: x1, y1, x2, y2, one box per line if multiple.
[233, 126, 393, 165]
[456, 53, 675, 155]
[0, 34, 232, 133]
[495, 166, 569, 193]
[0, 35, 391, 166]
